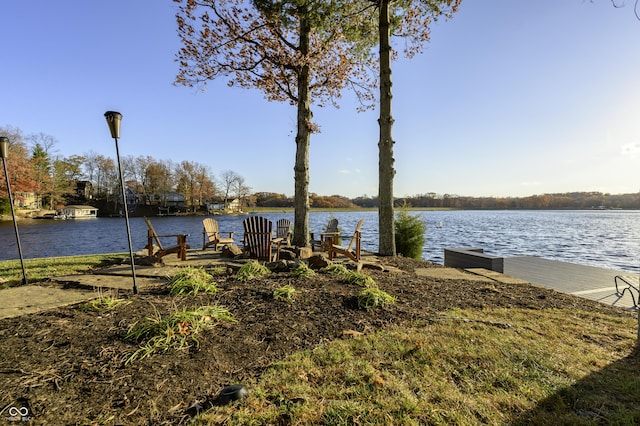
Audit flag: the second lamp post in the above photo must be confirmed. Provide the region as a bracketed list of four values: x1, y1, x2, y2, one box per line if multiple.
[104, 111, 138, 294]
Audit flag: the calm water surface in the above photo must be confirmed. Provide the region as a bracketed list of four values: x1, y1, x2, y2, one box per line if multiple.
[1, 210, 638, 273]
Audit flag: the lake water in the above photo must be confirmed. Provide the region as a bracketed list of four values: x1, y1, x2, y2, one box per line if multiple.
[1, 210, 638, 273]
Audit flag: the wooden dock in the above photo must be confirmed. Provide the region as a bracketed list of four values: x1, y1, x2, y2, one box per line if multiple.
[503, 256, 638, 310]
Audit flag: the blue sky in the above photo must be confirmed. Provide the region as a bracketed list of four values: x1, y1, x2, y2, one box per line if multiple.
[1, 1, 638, 198]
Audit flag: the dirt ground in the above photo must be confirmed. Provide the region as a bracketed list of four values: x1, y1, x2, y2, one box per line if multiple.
[0, 256, 631, 425]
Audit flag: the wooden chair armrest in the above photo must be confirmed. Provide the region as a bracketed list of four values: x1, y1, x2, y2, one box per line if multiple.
[320, 232, 340, 238]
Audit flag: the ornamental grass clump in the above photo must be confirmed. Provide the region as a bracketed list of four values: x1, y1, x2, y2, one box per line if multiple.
[320, 264, 349, 276]
[345, 271, 376, 287]
[236, 260, 271, 282]
[290, 262, 316, 278]
[81, 293, 132, 312]
[357, 287, 396, 311]
[169, 267, 219, 296]
[273, 285, 298, 303]
[125, 305, 236, 363]
[207, 266, 229, 276]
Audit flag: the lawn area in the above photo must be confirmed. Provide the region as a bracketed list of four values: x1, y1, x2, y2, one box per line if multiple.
[196, 307, 639, 425]
[0, 253, 126, 287]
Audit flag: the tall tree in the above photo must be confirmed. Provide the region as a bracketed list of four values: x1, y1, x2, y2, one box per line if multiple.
[51, 155, 85, 206]
[145, 160, 174, 206]
[29, 132, 59, 208]
[369, 0, 461, 255]
[31, 143, 52, 208]
[0, 126, 38, 197]
[232, 174, 252, 210]
[175, 0, 374, 247]
[175, 160, 199, 211]
[219, 170, 241, 209]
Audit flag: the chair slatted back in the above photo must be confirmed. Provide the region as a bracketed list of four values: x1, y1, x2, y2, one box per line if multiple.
[203, 218, 220, 243]
[243, 216, 274, 261]
[275, 219, 291, 244]
[323, 218, 340, 243]
[325, 218, 339, 235]
[345, 219, 364, 251]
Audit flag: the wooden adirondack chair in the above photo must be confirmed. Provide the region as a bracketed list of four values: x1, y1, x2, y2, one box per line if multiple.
[275, 218, 291, 246]
[144, 217, 190, 261]
[242, 216, 281, 261]
[310, 218, 339, 251]
[202, 218, 235, 250]
[327, 219, 364, 263]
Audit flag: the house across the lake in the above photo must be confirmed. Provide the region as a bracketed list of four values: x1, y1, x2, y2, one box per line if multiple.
[60, 205, 98, 219]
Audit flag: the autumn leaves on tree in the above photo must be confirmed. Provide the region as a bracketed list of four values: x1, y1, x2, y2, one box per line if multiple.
[175, 0, 376, 247]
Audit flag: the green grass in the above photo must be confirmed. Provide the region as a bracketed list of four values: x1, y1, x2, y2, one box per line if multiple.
[125, 305, 236, 364]
[194, 308, 639, 425]
[0, 253, 126, 288]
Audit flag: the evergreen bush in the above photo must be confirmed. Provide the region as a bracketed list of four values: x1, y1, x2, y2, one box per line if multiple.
[394, 210, 426, 259]
[0, 197, 10, 215]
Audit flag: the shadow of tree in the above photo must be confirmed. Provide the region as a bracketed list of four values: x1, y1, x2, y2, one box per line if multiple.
[511, 347, 640, 425]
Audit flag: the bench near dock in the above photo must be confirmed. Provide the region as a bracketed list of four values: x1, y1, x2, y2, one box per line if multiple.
[444, 247, 639, 310]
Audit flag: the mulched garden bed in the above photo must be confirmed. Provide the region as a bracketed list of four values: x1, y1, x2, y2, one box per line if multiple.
[0, 256, 628, 424]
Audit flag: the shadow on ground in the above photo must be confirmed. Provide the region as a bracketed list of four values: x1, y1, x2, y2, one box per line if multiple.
[512, 347, 640, 424]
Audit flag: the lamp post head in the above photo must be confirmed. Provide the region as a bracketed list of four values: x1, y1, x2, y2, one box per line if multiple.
[104, 111, 123, 139]
[0, 137, 8, 159]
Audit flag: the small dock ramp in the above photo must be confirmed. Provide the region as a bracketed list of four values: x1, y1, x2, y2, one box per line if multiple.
[504, 256, 638, 310]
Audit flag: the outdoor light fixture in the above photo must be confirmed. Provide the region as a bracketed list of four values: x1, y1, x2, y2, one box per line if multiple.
[104, 111, 138, 294]
[0, 136, 27, 284]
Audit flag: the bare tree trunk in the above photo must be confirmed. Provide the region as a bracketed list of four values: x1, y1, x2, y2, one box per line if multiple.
[293, 16, 311, 247]
[377, 0, 396, 256]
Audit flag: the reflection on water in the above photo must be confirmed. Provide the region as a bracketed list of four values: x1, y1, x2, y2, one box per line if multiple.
[1, 210, 638, 273]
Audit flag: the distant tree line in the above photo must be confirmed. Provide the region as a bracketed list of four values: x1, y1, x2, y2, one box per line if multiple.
[391, 192, 640, 210]
[2, 125, 638, 214]
[256, 192, 640, 210]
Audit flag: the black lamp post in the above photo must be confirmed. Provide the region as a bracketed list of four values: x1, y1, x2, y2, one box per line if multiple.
[104, 111, 138, 294]
[0, 137, 27, 284]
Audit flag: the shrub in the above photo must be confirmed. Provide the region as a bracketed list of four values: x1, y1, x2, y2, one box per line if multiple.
[0, 197, 10, 215]
[395, 210, 426, 259]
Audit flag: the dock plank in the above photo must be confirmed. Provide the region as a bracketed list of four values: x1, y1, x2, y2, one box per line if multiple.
[503, 256, 638, 310]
